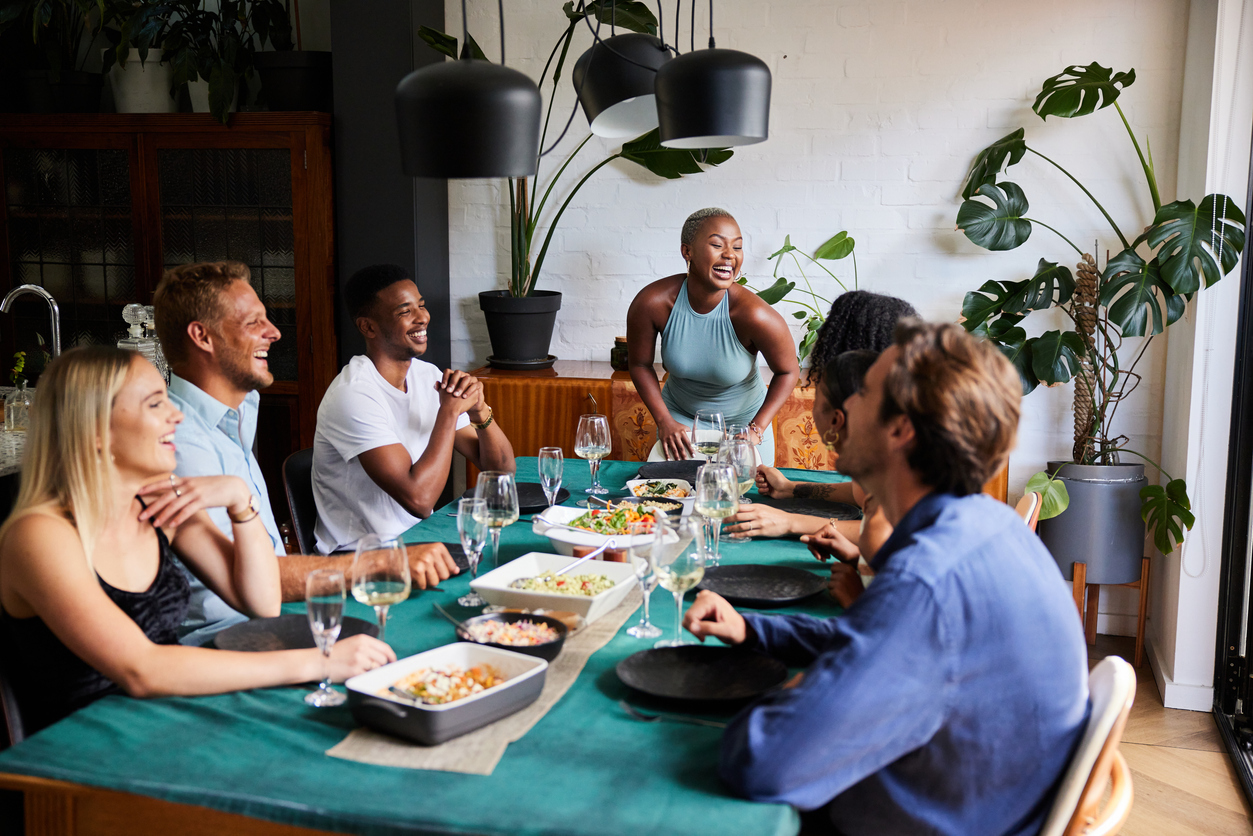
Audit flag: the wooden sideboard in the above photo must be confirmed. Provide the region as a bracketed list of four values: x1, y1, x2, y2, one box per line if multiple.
[467, 360, 1008, 502]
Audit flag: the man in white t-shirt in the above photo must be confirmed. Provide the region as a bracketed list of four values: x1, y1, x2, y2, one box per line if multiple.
[313, 264, 515, 553]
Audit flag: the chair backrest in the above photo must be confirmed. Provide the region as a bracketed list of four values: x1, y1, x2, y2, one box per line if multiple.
[283, 448, 317, 556]
[1015, 491, 1042, 532]
[0, 653, 25, 750]
[1040, 656, 1136, 836]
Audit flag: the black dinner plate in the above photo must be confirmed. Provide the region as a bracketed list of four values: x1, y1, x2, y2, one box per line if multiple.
[213, 614, 379, 652]
[635, 460, 704, 484]
[696, 564, 828, 609]
[616, 646, 788, 703]
[462, 482, 570, 514]
[753, 495, 862, 521]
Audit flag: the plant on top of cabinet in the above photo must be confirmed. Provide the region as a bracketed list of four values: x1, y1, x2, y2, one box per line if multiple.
[954, 62, 1246, 560]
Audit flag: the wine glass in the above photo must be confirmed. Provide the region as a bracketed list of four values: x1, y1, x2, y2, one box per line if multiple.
[456, 498, 489, 606]
[719, 436, 757, 541]
[695, 463, 738, 566]
[538, 447, 563, 507]
[350, 534, 410, 643]
[625, 519, 663, 639]
[474, 470, 520, 571]
[305, 568, 346, 707]
[574, 414, 611, 506]
[651, 515, 704, 648]
[691, 410, 725, 460]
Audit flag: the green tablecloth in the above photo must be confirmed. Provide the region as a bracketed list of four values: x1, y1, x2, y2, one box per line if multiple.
[0, 459, 849, 836]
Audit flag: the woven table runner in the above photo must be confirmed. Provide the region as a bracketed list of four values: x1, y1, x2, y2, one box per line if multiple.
[326, 587, 642, 775]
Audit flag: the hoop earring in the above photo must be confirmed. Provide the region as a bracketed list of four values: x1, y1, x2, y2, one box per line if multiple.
[822, 430, 839, 452]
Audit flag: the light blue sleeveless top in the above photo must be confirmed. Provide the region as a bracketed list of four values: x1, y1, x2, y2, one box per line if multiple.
[660, 280, 766, 427]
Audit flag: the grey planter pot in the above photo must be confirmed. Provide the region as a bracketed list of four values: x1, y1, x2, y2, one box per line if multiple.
[1038, 461, 1146, 585]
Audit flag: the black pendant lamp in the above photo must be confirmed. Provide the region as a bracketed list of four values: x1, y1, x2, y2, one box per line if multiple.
[572, 33, 670, 139]
[655, 1, 770, 149]
[394, 2, 542, 177]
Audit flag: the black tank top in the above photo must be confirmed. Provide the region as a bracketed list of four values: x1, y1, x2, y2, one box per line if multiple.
[0, 525, 190, 735]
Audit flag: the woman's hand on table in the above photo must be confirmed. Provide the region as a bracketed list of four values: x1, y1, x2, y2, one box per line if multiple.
[683, 590, 749, 645]
[724, 503, 806, 538]
[326, 634, 396, 682]
[801, 525, 861, 565]
[137, 474, 252, 530]
[406, 542, 459, 589]
[659, 418, 695, 461]
[754, 466, 795, 499]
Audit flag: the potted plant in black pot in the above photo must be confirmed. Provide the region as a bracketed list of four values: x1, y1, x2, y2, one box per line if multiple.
[251, 0, 331, 112]
[419, 1, 733, 368]
[955, 62, 1246, 584]
[0, 0, 106, 112]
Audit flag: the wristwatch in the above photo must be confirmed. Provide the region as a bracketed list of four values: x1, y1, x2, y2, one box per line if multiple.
[229, 494, 261, 524]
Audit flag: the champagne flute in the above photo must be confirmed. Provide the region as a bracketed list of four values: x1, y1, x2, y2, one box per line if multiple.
[456, 498, 489, 606]
[651, 515, 704, 648]
[350, 534, 410, 643]
[719, 437, 757, 541]
[691, 410, 725, 460]
[574, 414, 611, 506]
[538, 447, 563, 507]
[695, 463, 738, 566]
[474, 470, 520, 571]
[305, 568, 346, 707]
[625, 519, 663, 639]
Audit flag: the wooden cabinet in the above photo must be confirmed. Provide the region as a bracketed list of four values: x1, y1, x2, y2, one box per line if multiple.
[0, 113, 337, 517]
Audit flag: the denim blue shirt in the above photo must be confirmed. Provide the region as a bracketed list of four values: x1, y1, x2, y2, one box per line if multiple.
[721, 492, 1090, 836]
[168, 374, 283, 646]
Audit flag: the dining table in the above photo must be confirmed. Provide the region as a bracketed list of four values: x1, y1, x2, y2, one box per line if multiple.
[0, 458, 851, 836]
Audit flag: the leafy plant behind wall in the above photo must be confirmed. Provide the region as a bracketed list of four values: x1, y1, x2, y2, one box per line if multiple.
[419, 1, 732, 297]
[955, 62, 1246, 553]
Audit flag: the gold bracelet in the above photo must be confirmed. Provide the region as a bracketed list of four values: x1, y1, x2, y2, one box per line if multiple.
[471, 406, 494, 431]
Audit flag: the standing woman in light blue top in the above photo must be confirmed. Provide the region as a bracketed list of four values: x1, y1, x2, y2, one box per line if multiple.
[627, 208, 799, 462]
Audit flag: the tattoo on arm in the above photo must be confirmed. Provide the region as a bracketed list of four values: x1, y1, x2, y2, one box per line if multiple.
[794, 482, 842, 503]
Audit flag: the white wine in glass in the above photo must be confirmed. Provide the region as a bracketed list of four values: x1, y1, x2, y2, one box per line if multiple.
[695, 463, 738, 565]
[474, 470, 520, 571]
[574, 414, 611, 504]
[651, 515, 705, 648]
[351, 534, 410, 643]
[691, 410, 725, 459]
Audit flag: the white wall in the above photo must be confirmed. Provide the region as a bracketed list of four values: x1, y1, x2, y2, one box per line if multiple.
[444, 0, 1194, 627]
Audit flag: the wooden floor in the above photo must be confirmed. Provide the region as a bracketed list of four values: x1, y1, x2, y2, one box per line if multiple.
[1092, 635, 1253, 835]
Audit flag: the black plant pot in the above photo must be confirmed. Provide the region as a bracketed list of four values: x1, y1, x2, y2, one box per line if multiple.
[254, 51, 333, 112]
[1038, 461, 1146, 585]
[478, 290, 562, 368]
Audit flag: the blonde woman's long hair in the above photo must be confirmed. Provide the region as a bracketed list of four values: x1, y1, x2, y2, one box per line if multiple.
[0, 347, 136, 566]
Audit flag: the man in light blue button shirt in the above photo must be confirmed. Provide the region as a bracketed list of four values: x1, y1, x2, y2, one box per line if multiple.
[154, 262, 459, 646]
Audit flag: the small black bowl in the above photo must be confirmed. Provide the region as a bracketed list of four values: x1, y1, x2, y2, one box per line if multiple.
[455, 612, 568, 662]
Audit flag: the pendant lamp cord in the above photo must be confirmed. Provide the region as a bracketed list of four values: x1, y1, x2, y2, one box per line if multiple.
[690, 0, 695, 53]
[674, 0, 680, 54]
[539, 2, 604, 158]
[708, 0, 715, 48]
[498, 0, 506, 64]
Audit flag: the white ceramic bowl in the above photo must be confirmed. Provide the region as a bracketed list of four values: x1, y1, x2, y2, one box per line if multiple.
[345, 642, 547, 745]
[624, 479, 695, 514]
[531, 505, 659, 556]
[469, 551, 639, 624]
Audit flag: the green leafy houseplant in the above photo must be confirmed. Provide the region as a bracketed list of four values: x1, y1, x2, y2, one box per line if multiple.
[738, 231, 858, 363]
[419, 1, 732, 297]
[0, 0, 103, 81]
[956, 62, 1246, 552]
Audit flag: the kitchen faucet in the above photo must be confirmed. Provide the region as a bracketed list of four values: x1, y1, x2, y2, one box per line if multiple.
[0, 284, 62, 358]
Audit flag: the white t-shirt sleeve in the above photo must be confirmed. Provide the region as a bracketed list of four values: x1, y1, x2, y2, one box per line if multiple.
[319, 388, 404, 462]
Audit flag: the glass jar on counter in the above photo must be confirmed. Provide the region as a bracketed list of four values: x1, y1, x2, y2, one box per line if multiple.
[610, 337, 629, 371]
[5, 381, 31, 432]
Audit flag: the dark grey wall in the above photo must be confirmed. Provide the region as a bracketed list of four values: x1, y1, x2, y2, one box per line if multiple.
[330, 0, 450, 371]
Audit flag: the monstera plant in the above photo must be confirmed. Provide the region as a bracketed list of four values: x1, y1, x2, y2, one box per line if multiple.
[956, 62, 1245, 554]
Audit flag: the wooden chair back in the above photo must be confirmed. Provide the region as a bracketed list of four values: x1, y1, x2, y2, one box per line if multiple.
[1040, 656, 1136, 836]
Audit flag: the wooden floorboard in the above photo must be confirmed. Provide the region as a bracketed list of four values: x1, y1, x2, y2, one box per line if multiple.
[1091, 635, 1253, 834]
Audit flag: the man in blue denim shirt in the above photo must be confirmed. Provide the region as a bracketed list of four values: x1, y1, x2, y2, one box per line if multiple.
[153, 262, 459, 645]
[685, 321, 1089, 835]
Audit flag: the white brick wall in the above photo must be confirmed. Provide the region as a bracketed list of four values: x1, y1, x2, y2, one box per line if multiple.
[443, 0, 1192, 627]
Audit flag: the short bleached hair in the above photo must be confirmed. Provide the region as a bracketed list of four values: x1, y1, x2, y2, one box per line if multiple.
[680, 207, 735, 247]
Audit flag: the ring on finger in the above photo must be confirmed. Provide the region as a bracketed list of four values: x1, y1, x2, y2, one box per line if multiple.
[174, 487, 182, 497]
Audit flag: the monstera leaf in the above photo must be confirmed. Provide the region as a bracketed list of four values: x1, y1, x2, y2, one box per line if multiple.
[754, 277, 796, 305]
[814, 231, 855, 260]
[993, 324, 1038, 395]
[956, 182, 1032, 251]
[1031, 330, 1085, 385]
[1145, 195, 1247, 295]
[1099, 248, 1185, 337]
[961, 279, 1025, 332]
[564, 1, 658, 35]
[418, 27, 487, 60]
[1033, 63, 1136, 120]
[619, 130, 732, 179]
[1025, 470, 1071, 520]
[1140, 478, 1194, 554]
[961, 128, 1027, 200]
[1003, 259, 1075, 314]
